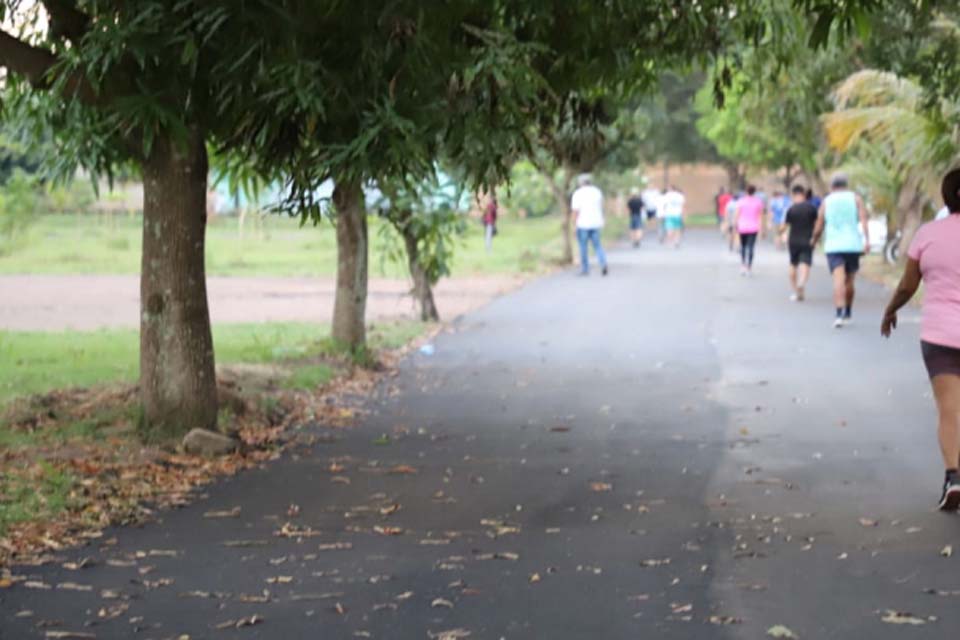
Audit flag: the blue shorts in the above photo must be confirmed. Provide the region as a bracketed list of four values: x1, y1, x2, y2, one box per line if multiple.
[826, 252, 861, 274]
[629, 212, 644, 230]
[664, 217, 683, 231]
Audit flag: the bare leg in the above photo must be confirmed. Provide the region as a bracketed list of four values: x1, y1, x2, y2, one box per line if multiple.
[789, 265, 798, 294]
[831, 267, 846, 309]
[932, 375, 960, 469]
[845, 274, 856, 308]
[797, 263, 809, 300]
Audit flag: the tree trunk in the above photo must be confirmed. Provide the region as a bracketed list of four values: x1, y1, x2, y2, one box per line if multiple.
[139, 130, 217, 442]
[332, 179, 368, 349]
[396, 211, 439, 322]
[544, 166, 574, 264]
[783, 164, 796, 190]
[662, 161, 670, 189]
[897, 176, 926, 266]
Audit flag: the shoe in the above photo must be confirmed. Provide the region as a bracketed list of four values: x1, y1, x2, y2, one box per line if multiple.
[789, 293, 799, 302]
[843, 316, 853, 326]
[740, 268, 747, 277]
[938, 478, 960, 511]
[602, 266, 609, 277]
[797, 289, 805, 302]
[833, 317, 844, 329]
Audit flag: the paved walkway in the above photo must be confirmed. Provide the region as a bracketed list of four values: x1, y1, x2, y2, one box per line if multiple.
[3, 231, 958, 639]
[0, 275, 523, 330]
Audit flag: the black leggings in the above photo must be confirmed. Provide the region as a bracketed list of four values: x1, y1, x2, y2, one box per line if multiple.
[740, 232, 758, 267]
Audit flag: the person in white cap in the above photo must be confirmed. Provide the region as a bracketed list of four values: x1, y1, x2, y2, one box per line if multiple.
[570, 174, 608, 276]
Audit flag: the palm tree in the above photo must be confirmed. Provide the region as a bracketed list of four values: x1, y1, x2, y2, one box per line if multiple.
[821, 69, 960, 261]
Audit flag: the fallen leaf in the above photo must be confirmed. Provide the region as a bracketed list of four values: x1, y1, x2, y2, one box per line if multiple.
[215, 614, 264, 630]
[431, 598, 454, 608]
[529, 573, 541, 583]
[709, 616, 743, 625]
[589, 482, 613, 492]
[222, 540, 270, 548]
[766, 625, 798, 638]
[286, 503, 301, 517]
[640, 558, 671, 568]
[389, 465, 418, 475]
[428, 630, 471, 640]
[334, 602, 346, 615]
[395, 591, 414, 601]
[940, 545, 953, 558]
[56, 582, 92, 592]
[265, 576, 293, 584]
[44, 632, 96, 639]
[317, 542, 352, 551]
[858, 518, 878, 528]
[880, 610, 926, 625]
[373, 525, 404, 536]
[671, 603, 693, 614]
[203, 507, 241, 519]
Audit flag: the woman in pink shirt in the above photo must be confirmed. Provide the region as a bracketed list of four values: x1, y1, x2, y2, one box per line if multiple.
[734, 185, 766, 276]
[882, 169, 960, 510]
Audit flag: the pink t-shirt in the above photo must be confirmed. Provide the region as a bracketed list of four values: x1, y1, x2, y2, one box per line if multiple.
[908, 215, 960, 349]
[737, 195, 764, 233]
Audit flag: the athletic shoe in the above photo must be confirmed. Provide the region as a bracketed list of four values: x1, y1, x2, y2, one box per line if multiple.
[602, 266, 609, 277]
[833, 317, 844, 329]
[797, 289, 805, 302]
[938, 478, 960, 511]
[789, 293, 799, 302]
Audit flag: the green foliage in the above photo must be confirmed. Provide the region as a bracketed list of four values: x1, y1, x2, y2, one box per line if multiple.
[282, 364, 334, 391]
[502, 161, 553, 218]
[0, 462, 76, 535]
[377, 171, 469, 286]
[0, 169, 41, 255]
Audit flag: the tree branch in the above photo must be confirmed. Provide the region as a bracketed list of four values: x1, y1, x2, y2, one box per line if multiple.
[42, 0, 91, 42]
[0, 29, 58, 86]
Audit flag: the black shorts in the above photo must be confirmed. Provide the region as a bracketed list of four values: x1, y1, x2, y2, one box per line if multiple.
[789, 245, 813, 266]
[921, 341, 960, 378]
[826, 252, 861, 274]
[629, 212, 644, 230]
[645, 208, 657, 220]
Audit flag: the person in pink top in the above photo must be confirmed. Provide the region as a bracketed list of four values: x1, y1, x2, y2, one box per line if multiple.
[733, 184, 766, 276]
[882, 168, 960, 511]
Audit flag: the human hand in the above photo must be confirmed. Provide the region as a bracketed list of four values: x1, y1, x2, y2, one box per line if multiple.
[881, 311, 897, 337]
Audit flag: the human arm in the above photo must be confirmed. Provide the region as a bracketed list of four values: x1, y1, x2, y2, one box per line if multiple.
[811, 203, 825, 246]
[857, 194, 870, 254]
[881, 258, 921, 337]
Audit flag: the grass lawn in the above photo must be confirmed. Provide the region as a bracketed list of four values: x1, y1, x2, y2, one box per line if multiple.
[0, 320, 426, 407]
[0, 212, 578, 277]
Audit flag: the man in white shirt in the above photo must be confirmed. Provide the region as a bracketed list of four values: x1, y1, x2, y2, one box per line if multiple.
[661, 186, 686, 248]
[571, 174, 608, 276]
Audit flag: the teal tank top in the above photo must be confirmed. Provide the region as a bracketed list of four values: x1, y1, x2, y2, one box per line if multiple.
[823, 191, 864, 254]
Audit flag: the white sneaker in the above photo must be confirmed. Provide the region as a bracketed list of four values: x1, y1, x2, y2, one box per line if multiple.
[789, 293, 799, 302]
[833, 317, 844, 329]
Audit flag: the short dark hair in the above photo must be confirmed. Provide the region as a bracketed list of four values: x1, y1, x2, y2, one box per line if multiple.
[942, 168, 960, 213]
[746, 184, 757, 195]
[791, 184, 806, 195]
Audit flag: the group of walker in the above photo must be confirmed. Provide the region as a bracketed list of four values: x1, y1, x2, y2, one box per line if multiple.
[724, 171, 960, 510]
[721, 174, 870, 329]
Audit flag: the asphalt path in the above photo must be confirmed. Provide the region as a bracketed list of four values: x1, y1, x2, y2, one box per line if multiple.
[2, 229, 957, 639]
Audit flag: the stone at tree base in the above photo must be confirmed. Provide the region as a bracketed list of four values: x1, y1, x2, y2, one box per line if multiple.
[182, 428, 240, 456]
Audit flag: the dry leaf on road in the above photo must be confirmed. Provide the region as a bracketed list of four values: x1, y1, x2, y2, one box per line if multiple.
[880, 610, 927, 625]
[766, 625, 798, 638]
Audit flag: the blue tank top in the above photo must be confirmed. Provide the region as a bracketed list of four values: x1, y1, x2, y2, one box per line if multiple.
[823, 191, 864, 254]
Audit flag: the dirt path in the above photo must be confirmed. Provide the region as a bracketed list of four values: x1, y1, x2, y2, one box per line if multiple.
[0, 275, 526, 331]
